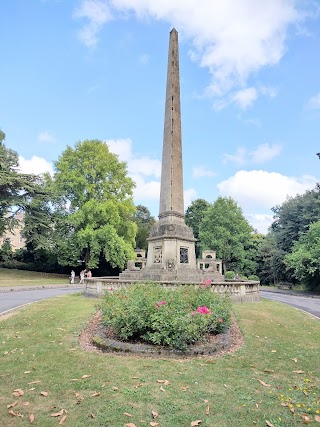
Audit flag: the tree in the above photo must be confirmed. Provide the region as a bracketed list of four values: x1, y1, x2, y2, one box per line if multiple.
[0, 238, 13, 262]
[0, 131, 48, 235]
[133, 205, 156, 250]
[241, 233, 265, 277]
[185, 199, 210, 257]
[199, 197, 253, 273]
[271, 187, 320, 282]
[53, 139, 137, 269]
[257, 232, 285, 285]
[285, 221, 320, 291]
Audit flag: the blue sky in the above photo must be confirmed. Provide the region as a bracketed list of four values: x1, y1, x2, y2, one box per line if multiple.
[1, 0, 320, 233]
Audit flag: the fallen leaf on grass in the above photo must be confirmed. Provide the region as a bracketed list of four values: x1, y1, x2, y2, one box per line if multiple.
[134, 383, 143, 389]
[224, 384, 231, 389]
[206, 404, 210, 415]
[91, 413, 95, 418]
[258, 380, 271, 387]
[59, 415, 67, 424]
[81, 374, 91, 379]
[264, 369, 274, 373]
[290, 407, 295, 414]
[112, 386, 118, 391]
[150, 423, 159, 427]
[29, 388, 35, 391]
[7, 401, 18, 409]
[51, 409, 66, 417]
[28, 381, 41, 385]
[152, 411, 159, 419]
[291, 358, 298, 363]
[300, 414, 311, 423]
[70, 378, 79, 382]
[24, 371, 31, 374]
[29, 413, 35, 423]
[181, 386, 189, 391]
[23, 402, 30, 406]
[125, 423, 138, 427]
[159, 386, 165, 392]
[157, 379, 170, 386]
[8, 410, 23, 417]
[271, 350, 277, 353]
[191, 420, 202, 426]
[265, 421, 274, 427]
[315, 415, 320, 423]
[124, 413, 133, 417]
[303, 391, 309, 396]
[91, 392, 100, 397]
[40, 391, 48, 397]
[292, 370, 304, 374]
[281, 403, 287, 407]
[12, 389, 24, 396]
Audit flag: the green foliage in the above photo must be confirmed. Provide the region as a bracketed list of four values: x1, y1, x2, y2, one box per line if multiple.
[285, 221, 320, 291]
[248, 274, 260, 281]
[224, 271, 235, 279]
[185, 199, 210, 257]
[53, 140, 137, 269]
[0, 238, 13, 262]
[101, 283, 231, 350]
[0, 131, 49, 235]
[271, 187, 320, 283]
[133, 205, 156, 250]
[199, 197, 253, 273]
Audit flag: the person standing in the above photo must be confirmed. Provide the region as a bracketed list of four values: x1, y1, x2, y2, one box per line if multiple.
[70, 270, 75, 284]
[79, 270, 85, 284]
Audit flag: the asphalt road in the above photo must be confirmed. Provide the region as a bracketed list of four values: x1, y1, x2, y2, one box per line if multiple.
[0, 288, 83, 315]
[260, 291, 320, 319]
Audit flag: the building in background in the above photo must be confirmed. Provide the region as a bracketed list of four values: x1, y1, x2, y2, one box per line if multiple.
[0, 212, 26, 251]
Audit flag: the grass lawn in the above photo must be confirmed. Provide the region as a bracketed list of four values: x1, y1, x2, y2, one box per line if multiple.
[0, 268, 69, 287]
[0, 295, 319, 427]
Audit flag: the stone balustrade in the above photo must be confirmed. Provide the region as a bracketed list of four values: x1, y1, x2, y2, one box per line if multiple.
[84, 278, 260, 303]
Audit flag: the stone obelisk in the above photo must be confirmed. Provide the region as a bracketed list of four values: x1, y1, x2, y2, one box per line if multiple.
[143, 28, 198, 281]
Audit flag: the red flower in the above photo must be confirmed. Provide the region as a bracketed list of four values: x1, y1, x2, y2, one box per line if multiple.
[218, 318, 223, 323]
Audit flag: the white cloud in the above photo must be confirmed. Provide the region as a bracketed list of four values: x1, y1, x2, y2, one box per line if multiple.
[105, 138, 161, 205]
[231, 87, 257, 110]
[192, 165, 216, 178]
[73, 0, 112, 47]
[222, 147, 246, 164]
[217, 170, 317, 210]
[245, 213, 274, 234]
[139, 53, 150, 65]
[250, 143, 282, 163]
[307, 92, 320, 109]
[18, 156, 54, 175]
[38, 131, 55, 142]
[223, 143, 282, 164]
[73, 1, 314, 105]
[184, 188, 197, 210]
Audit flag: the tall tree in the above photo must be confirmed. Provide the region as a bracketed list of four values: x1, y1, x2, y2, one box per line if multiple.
[199, 197, 253, 273]
[285, 221, 320, 291]
[53, 139, 137, 269]
[185, 199, 210, 257]
[133, 205, 156, 250]
[271, 187, 320, 282]
[0, 131, 49, 235]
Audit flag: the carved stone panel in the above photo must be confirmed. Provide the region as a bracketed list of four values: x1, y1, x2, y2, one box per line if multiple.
[165, 259, 175, 271]
[153, 247, 162, 263]
[180, 247, 189, 264]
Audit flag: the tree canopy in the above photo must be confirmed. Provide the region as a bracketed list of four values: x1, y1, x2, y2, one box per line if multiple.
[185, 199, 210, 257]
[132, 205, 156, 250]
[199, 197, 253, 273]
[53, 139, 137, 269]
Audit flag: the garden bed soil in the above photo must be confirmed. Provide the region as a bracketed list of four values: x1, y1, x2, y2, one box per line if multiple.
[79, 311, 244, 358]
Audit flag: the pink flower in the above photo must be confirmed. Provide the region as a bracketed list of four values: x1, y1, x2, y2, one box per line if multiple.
[218, 318, 223, 323]
[155, 304, 159, 310]
[191, 311, 196, 316]
[159, 301, 166, 305]
[196, 306, 212, 315]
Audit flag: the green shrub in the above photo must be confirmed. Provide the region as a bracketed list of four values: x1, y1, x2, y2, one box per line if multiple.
[240, 275, 248, 281]
[100, 283, 231, 350]
[224, 271, 235, 279]
[248, 274, 260, 281]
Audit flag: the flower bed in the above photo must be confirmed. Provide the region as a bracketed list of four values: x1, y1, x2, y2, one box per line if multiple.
[100, 283, 231, 350]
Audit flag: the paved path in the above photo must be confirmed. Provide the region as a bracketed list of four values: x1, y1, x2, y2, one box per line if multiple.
[0, 287, 83, 315]
[260, 291, 320, 319]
